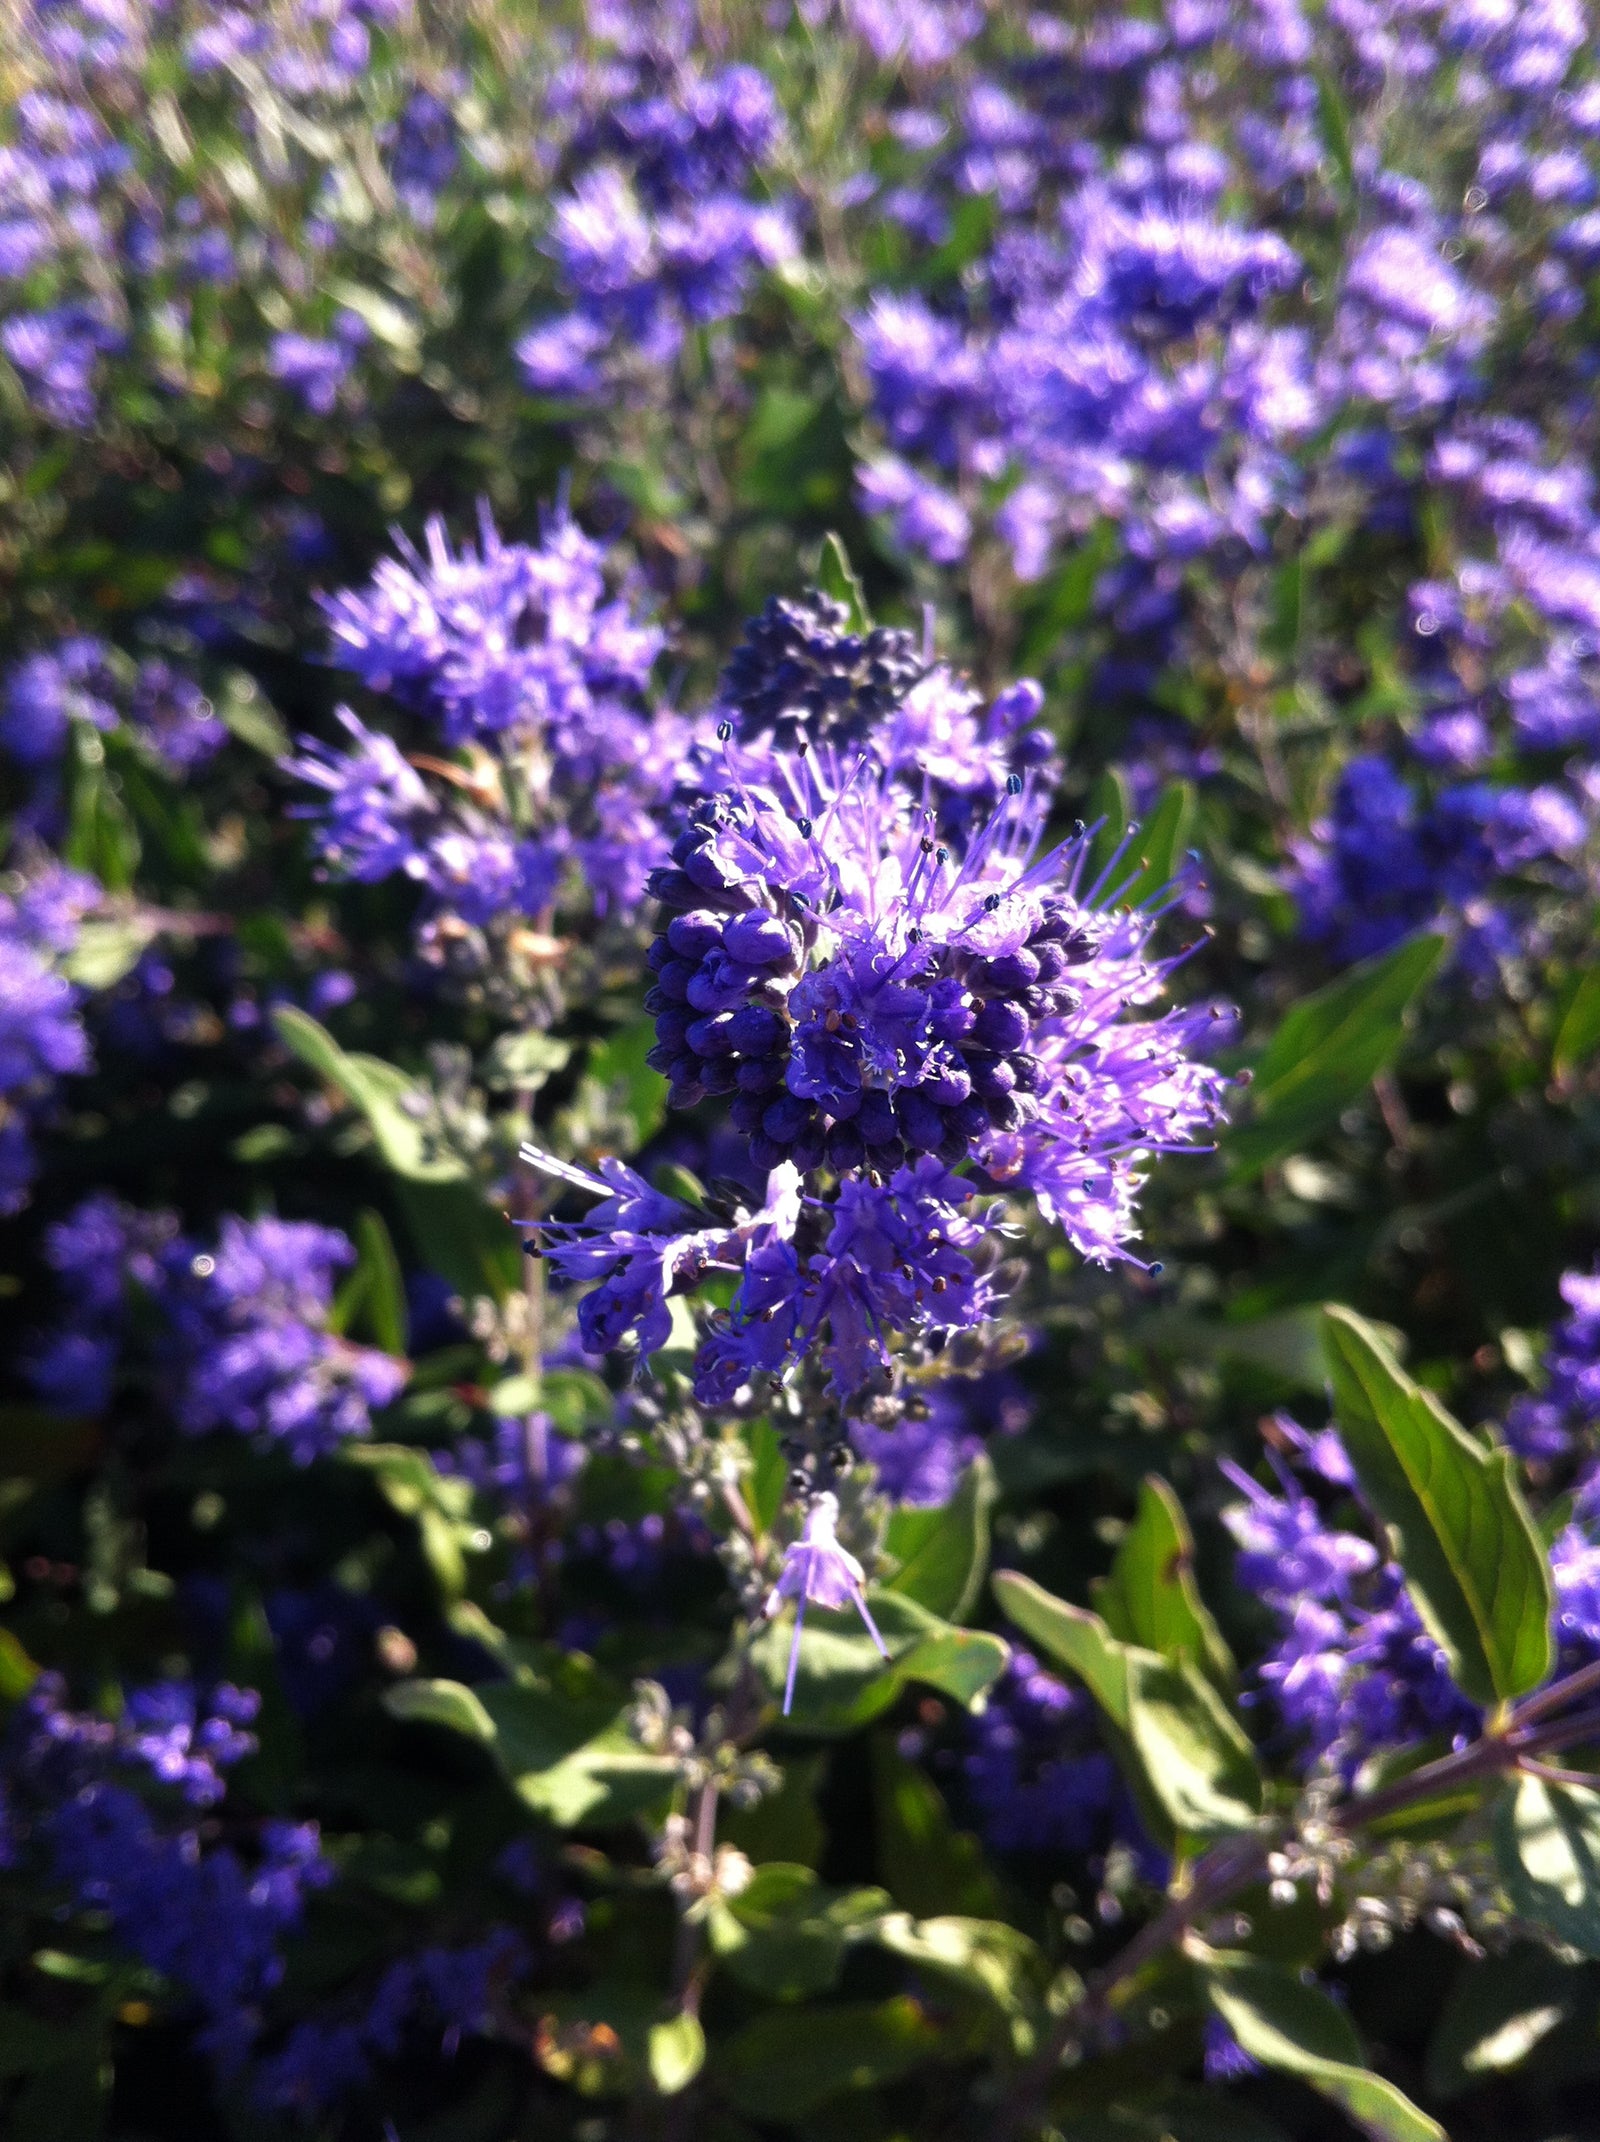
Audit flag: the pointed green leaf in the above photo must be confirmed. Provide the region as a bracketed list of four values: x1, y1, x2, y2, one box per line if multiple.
[1091, 1475, 1234, 1690]
[719, 1996, 943, 2118]
[343, 1209, 408, 1354]
[1122, 1652, 1261, 1838]
[1196, 1947, 1444, 2142]
[1106, 782, 1195, 912]
[1495, 1775, 1600, 1956]
[1323, 1305, 1552, 1706]
[382, 1677, 495, 1743]
[1553, 965, 1600, 1082]
[647, 2012, 706, 2096]
[1085, 766, 1133, 885]
[1228, 935, 1445, 1180]
[883, 1454, 996, 1621]
[816, 531, 871, 631]
[1426, 1943, 1577, 2098]
[991, 1570, 1131, 1726]
[750, 1590, 1008, 1734]
[872, 1737, 1004, 1920]
[708, 1865, 889, 1999]
[993, 1572, 1259, 1839]
[273, 1006, 469, 1182]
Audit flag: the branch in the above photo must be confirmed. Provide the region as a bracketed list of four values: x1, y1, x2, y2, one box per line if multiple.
[987, 1657, 1600, 2140]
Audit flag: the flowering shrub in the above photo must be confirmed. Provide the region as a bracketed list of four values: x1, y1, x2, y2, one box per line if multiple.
[8, 4, 1600, 2139]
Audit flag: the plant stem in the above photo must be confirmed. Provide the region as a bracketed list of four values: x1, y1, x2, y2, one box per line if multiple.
[987, 1657, 1600, 2140]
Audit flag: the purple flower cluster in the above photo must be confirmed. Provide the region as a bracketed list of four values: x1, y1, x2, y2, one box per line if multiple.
[525, 603, 1232, 1415]
[1287, 751, 1590, 974]
[27, 1194, 408, 1460]
[1222, 1424, 1479, 1775]
[1507, 1265, 1600, 1468]
[2, 637, 226, 776]
[288, 503, 680, 979]
[0, 856, 96, 1214]
[519, 27, 793, 396]
[1, 1671, 332, 2071]
[253, 1930, 526, 2115]
[957, 1650, 1121, 1857]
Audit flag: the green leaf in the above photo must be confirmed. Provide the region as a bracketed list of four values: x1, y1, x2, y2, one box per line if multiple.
[749, 1590, 1008, 1734]
[1196, 1947, 1444, 2142]
[992, 1571, 1137, 1723]
[59, 915, 158, 990]
[342, 1443, 478, 1600]
[1085, 766, 1133, 886]
[1495, 1775, 1600, 1956]
[1104, 782, 1195, 912]
[709, 1865, 889, 1999]
[647, 2012, 706, 2096]
[1228, 935, 1445, 1180]
[816, 531, 870, 632]
[1091, 1475, 1234, 1691]
[1122, 1651, 1262, 1838]
[883, 1454, 995, 1621]
[1322, 1305, 1552, 1707]
[993, 1573, 1259, 1839]
[1313, 66, 1355, 199]
[718, 1997, 944, 2119]
[329, 1208, 408, 1354]
[1426, 1943, 1578, 2098]
[1553, 965, 1600, 1083]
[382, 1677, 496, 1743]
[273, 1006, 469, 1182]
[722, 1750, 828, 1869]
[0, 1628, 39, 1703]
[872, 1915, 1049, 2052]
[480, 1030, 573, 1093]
[872, 1737, 1004, 1919]
[557, 1019, 667, 1155]
[476, 1676, 678, 1829]
[392, 1177, 519, 1303]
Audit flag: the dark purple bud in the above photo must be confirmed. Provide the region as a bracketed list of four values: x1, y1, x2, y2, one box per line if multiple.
[763, 1094, 815, 1143]
[970, 949, 1040, 994]
[654, 1007, 691, 1050]
[686, 1013, 738, 1057]
[897, 1093, 947, 1152]
[825, 1119, 866, 1172]
[646, 867, 701, 908]
[668, 911, 726, 959]
[749, 1132, 789, 1171]
[655, 960, 696, 1003]
[728, 1004, 784, 1054]
[855, 1090, 900, 1146]
[967, 1053, 1016, 1100]
[923, 1063, 972, 1107]
[700, 1057, 738, 1095]
[730, 1092, 767, 1132]
[1011, 1053, 1044, 1094]
[646, 937, 675, 972]
[973, 1000, 1030, 1053]
[735, 1056, 785, 1093]
[723, 911, 794, 967]
[953, 1097, 991, 1142]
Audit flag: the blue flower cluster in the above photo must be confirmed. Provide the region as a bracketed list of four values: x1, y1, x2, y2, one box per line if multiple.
[527, 604, 1233, 1414]
[288, 503, 679, 999]
[0, 856, 95, 1214]
[27, 1194, 407, 1459]
[518, 17, 793, 396]
[1, 1671, 332, 2071]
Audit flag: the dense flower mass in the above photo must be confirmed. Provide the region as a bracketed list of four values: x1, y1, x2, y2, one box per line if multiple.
[288, 503, 680, 1005]
[27, 1196, 407, 1458]
[10, 0, 1600, 2133]
[525, 602, 1231, 1414]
